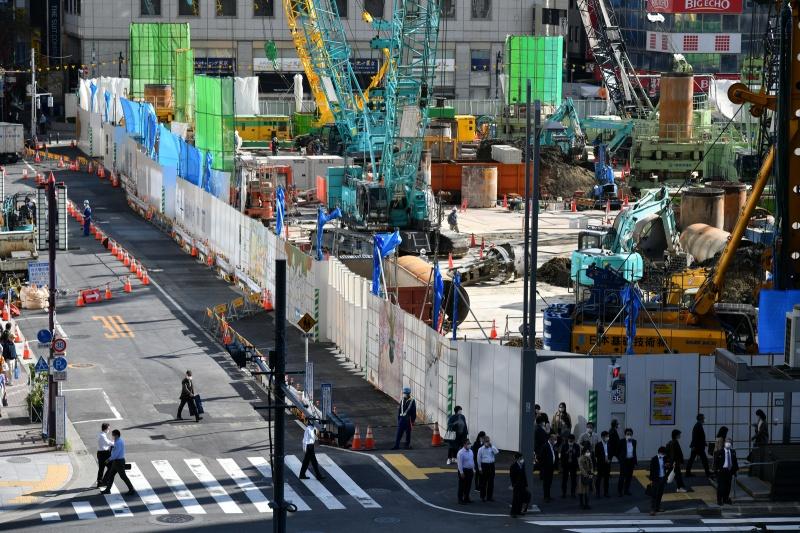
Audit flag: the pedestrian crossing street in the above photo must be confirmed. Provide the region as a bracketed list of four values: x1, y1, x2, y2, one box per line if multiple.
[528, 516, 800, 532]
[37, 453, 381, 523]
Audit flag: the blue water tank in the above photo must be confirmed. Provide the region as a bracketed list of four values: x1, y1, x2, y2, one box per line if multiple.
[543, 303, 575, 352]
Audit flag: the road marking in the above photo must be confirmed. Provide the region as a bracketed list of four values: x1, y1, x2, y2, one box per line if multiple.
[248, 456, 310, 512]
[151, 460, 205, 515]
[6, 464, 71, 505]
[703, 518, 800, 524]
[40, 512, 60, 521]
[72, 501, 97, 520]
[127, 463, 168, 515]
[530, 521, 673, 526]
[316, 453, 380, 509]
[284, 455, 345, 510]
[104, 484, 133, 517]
[184, 458, 242, 514]
[112, 315, 135, 337]
[381, 453, 508, 481]
[92, 315, 134, 339]
[63, 388, 123, 423]
[217, 458, 272, 513]
[100, 389, 123, 420]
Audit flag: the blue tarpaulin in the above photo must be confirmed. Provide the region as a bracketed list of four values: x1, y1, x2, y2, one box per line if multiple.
[432, 262, 444, 331]
[185, 145, 203, 186]
[758, 289, 800, 352]
[451, 271, 461, 340]
[103, 91, 111, 123]
[622, 284, 641, 355]
[157, 125, 180, 169]
[120, 98, 138, 135]
[145, 104, 158, 157]
[275, 186, 286, 237]
[371, 231, 402, 296]
[316, 207, 342, 260]
[202, 151, 214, 193]
[90, 82, 97, 112]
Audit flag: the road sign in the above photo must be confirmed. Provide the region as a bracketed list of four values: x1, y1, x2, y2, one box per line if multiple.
[52, 338, 67, 354]
[321, 383, 332, 420]
[28, 261, 50, 288]
[37, 329, 52, 344]
[297, 313, 317, 333]
[52, 356, 67, 372]
[52, 371, 67, 381]
[34, 356, 49, 373]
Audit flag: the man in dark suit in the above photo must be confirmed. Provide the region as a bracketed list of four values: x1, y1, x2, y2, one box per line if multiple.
[665, 429, 687, 492]
[618, 428, 637, 496]
[534, 415, 549, 464]
[686, 413, 711, 478]
[509, 452, 531, 517]
[608, 419, 621, 461]
[649, 446, 671, 515]
[594, 430, 612, 497]
[713, 437, 739, 505]
[560, 434, 580, 498]
[537, 432, 558, 502]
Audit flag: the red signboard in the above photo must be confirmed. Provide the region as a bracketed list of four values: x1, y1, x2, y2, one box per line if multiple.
[648, 0, 742, 14]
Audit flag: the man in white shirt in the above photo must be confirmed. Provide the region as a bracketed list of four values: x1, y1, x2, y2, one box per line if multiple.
[477, 435, 499, 502]
[96, 423, 113, 487]
[299, 419, 325, 480]
[456, 439, 475, 504]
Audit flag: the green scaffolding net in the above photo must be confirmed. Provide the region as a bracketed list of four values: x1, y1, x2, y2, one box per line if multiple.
[174, 48, 195, 124]
[505, 35, 563, 106]
[195, 75, 235, 173]
[129, 23, 191, 98]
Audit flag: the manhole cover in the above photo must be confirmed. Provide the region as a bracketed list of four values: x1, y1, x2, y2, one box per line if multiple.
[374, 517, 400, 524]
[69, 362, 95, 368]
[156, 514, 194, 524]
[69, 334, 91, 339]
[7, 457, 31, 463]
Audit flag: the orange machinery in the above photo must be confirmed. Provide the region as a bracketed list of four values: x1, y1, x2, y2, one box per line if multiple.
[431, 162, 528, 198]
[243, 165, 293, 221]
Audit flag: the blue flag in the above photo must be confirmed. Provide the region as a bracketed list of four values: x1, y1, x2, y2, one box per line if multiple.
[451, 271, 461, 340]
[89, 82, 97, 112]
[202, 151, 214, 193]
[432, 262, 444, 331]
[371, 231, 403, 296]
[275, 186, 286, 237]
[103, 91, 111, 123]
[622, 283, 641, 355]
[316, 207, 342, 260]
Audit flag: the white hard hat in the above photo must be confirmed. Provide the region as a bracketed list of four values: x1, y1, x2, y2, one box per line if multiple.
[83, 200, 90, 206]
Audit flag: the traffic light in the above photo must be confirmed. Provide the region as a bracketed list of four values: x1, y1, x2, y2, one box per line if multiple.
[607, 363, 622, 391]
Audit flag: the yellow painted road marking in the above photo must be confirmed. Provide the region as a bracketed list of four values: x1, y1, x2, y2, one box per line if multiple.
[93, 315, 134, 339]
[113, 315, 135, 337]
[382, 454, 508, 481]
[5, 464, 70, 505]
[633, 469, 717, 504]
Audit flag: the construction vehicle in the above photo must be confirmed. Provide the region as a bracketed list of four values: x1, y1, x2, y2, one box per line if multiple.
[238, 163, 294, 223]
[0, 123, 23, 164]
[0, 193, 39, 274]
[580, 116, 634, 157]
[540, 98, 587, 160]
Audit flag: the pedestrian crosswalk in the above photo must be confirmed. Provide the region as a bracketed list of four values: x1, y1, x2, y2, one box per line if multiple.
[36, 453, 380, 523]
[528, 517, 800, 532]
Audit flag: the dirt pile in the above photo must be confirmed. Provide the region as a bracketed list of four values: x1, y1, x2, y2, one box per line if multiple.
[539, 148, 596, 199]
[538, 256, 572, 287]
[697, 245, 763, 305]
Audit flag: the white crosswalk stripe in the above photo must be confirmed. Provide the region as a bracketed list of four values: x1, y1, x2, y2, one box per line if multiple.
[248, 456, 311, 512]
[71, 501, 97, 520]
[217, 458, 272, 513]
[316, 453, 380, 509]
[703, 518, 800, 524]
[40, 512, 60, 521]
[184, 458, 243, 514]
[285, 455, 346, 510]
[104, 484, 133, 517]
[127, 462, 168, 515]
[152, 459, 205, 515]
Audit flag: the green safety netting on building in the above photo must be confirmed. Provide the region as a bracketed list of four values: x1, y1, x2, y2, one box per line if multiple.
[174, 48, 195, 124]
[505, 35, 563, 106]
[129, 23, 191, 98]
[195, 75, 235, 172]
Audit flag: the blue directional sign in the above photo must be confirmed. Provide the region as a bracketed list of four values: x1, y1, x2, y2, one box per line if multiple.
[53, 356, 67, 372]
[34, 356, 49, 373]
[37, 329, 52, 344]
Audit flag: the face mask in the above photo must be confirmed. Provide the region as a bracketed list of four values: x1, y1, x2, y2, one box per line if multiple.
[603, 438, 609, 443]
[658, 454, 664, 459]
[724, 442, 732, 449]
[517, 459, 524, 465]
[559, 407, 565, 412]
[585, 452, 591, 457]
[587, 429, 593, 434]
[626, 435, 632, 440]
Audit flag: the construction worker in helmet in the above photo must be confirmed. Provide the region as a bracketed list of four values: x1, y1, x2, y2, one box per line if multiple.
[83, 200, 92, 236]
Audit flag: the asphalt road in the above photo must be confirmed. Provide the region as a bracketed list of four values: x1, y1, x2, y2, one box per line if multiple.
[1, 154, 798, 532]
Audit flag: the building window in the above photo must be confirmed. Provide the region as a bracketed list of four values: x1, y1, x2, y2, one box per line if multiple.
[335, 0, 347, 18]
[470, 49, 489, 72]
[722, 14, 738, 32]
[702, 14, 721, 32]
[254, 0, 273, 16]
[216, 0, 236, 16]
[179, 0, 199, 16]
[141, 0, 161, 16]
[471, 0, 490, 20]
[542, 7, 560, 26]
[364, 0, 384, 18]
[441, 0, 455, 19]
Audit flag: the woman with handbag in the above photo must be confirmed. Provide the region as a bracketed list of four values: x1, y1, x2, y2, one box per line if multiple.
[445, 406, 468, 465]
[577, 444, 595, 510]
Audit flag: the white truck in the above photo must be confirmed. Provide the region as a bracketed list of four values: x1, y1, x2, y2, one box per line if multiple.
[0, 123, 24, 164]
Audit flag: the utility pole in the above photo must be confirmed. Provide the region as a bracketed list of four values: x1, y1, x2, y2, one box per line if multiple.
[46, 174, 57, 440]
[273, 259, 287, 533]
[30, 48, 36, 137]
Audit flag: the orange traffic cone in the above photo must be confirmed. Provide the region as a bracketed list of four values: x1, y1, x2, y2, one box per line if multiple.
[110, 240, 117, 255]
[116, 247, 125, 261]
[141, 270, 150, 285]
[448, 253, 454, 269]
[364, 425, 375, 450]
[98, 166, 105, 179]
[34, 151, 41, 163]
[21, 169, 28, 180]
[191, 243, 198, 257]
[262, 290, 274, 311]
[76, 292, 85, 307]
[96, 228, 103, 241]
[14, 325, 22, 342]
[470, 233, 476, 248]
[23, 342, 32, 360]
[88, 162, 93, 174]
[479, 246, 484, 260]
[129, 258, 137, 273]
[58, 156, 65, 168]
[135, 263, 143, 280]
[431, 421, 443, 447]
[105, 284, 112, 300]
[123, 252, 131, 267]
[623, 195, 629, 207]
[207, 254, 214, 267]
[1, 304, 8, 321]
[571, 199, 577, 213]
[222, 325, 232, 345]
[123, 277, 132, 293]
[490, 319, 498, 339]
[351, 425, 363, 450]
[111, 173, 120, 187]
[503, 194, 508, 208]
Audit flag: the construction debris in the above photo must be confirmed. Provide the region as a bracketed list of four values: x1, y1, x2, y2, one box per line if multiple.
[539, 148, 596, 199]
[537, 257, 572, 288]
[697, 245, 764, 305]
